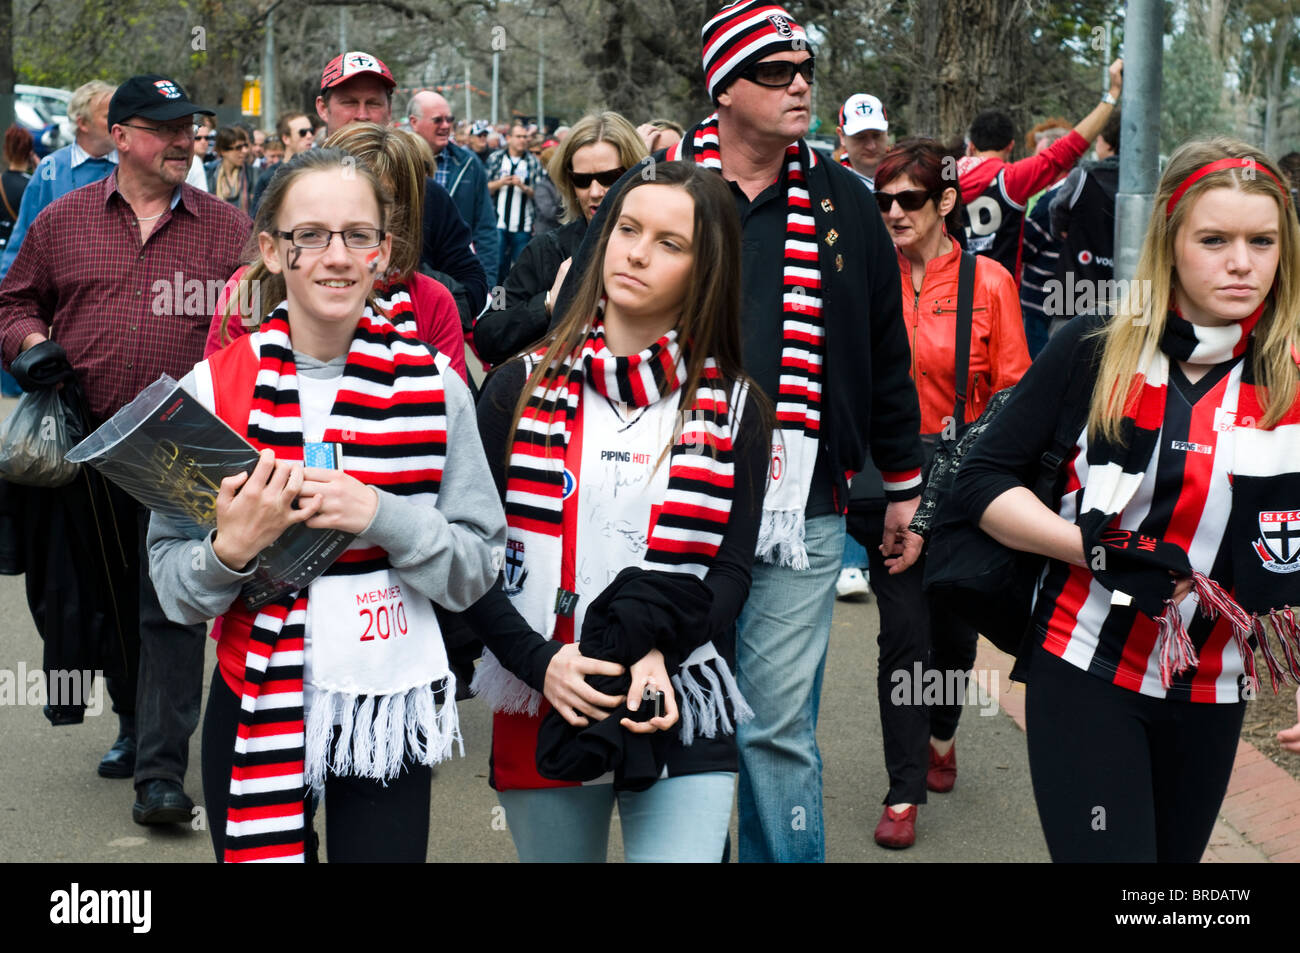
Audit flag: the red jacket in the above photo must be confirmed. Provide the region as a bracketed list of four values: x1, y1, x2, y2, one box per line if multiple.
[897, 242, 1030, 434]
[202, 268, 468, 381]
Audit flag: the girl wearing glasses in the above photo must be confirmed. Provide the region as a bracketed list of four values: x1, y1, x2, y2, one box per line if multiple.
[858, 138, 1028, 849]
[206, 123, 467, 383]
[473, 112, 648, 367]
[148, 147, 506, 862]
[206, 126, 253, 216]
[463, 160, 771, 861]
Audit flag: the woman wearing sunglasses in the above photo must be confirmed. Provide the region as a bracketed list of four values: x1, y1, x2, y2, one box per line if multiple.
[206, 126, 254, 216]
[861, 138, 1029, 849]
[472, 112, 648, 367]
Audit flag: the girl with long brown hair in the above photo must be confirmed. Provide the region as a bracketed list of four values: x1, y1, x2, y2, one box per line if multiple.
[958, 137, 1300, 862]
[464, 160, 771, 861]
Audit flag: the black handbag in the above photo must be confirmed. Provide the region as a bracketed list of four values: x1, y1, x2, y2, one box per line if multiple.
[920, 325, 1099, 680]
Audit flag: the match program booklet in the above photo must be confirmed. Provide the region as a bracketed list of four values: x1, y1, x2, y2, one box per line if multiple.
[66, 375, 354, 609]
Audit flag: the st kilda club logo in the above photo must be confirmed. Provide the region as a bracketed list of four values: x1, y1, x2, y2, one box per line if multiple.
[1254, 510, 1300, 574]
[767, 13, 794, 36]
[154, 80, 181, 99]
[502, 538, 528, 595]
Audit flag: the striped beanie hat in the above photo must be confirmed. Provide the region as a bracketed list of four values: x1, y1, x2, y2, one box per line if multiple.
[702, 1, 813, 101]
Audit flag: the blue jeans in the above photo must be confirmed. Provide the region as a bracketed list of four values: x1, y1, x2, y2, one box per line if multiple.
[736, 514, 845, 862]
[841, 533, 868, 570]
[497, 772, 736, 862]
[497, 228, 532, 280]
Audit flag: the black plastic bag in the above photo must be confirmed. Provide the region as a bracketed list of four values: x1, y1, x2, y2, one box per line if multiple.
[0, 387, 83, 487]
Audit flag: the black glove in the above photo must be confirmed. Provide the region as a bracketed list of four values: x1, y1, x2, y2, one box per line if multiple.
[1081, 513, 1192, 617]
[9, 340, 75, 392]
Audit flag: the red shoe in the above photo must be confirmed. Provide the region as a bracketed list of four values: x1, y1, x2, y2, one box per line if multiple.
[874, 804, 917, 849]
[927, 741, 957, 793]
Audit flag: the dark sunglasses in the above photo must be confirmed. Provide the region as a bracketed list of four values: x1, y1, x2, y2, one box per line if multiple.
[738, 58, 814, 88]
[292, 127, 313, 138]
[569, 167, 625, 188]
[875, 188, 935, 213]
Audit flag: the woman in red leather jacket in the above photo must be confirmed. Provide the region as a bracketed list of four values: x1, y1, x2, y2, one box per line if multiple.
[865, 138, 1029, 849]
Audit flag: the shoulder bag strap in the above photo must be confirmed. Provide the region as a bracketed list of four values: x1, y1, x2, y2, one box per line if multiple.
[950, 251, 976, 435]
[1032, 328, 1101, 503]
[0, 178, 18, 221]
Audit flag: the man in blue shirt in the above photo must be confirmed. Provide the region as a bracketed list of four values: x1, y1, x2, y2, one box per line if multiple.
[408, 90, 499, 287]
[0, 80, 118, 280]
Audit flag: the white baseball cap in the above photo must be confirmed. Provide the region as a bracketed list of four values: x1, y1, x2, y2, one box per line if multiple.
[839, 94, 889, 135]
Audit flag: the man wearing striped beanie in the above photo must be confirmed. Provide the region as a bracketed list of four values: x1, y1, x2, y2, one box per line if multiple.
[689, 1, 926, 861]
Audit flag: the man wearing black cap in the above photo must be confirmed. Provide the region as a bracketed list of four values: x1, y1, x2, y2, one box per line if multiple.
[0, 75, 250, 825]
[314, 51, 487, 325]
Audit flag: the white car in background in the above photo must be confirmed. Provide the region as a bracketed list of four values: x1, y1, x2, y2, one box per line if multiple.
[15, 85, 75, 154]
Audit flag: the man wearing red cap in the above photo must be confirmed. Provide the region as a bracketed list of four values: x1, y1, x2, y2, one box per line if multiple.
[315, 51, 488, 324]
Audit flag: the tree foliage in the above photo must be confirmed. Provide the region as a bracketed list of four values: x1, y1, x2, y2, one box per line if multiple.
[10, 0, 1297, 156]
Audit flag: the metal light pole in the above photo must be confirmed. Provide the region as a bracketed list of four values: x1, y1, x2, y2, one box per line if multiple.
[536, 33, 544, 132]
[262, 7, 276, 130]
[491, 50, 499, 126]
[1114, 0, 1162, 285]
[339, 7, 348, 56]
[464, 63, 471, 123]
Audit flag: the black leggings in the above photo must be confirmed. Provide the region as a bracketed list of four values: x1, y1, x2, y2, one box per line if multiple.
[851, 509, 979, 805]
[201, 673, 433, 863]
[1025, 643, 1245, 863]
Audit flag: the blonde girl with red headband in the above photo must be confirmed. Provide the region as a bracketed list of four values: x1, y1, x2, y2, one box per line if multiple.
[957, 137, 1300, 862]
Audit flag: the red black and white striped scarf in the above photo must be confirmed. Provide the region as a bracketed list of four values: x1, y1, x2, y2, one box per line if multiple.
[223, 307, 458, 863]
[472, 321, 753, 735]
[668, 114, 824, 569]
[372, 279, 418, 337]
[1079, 303, 1300, 690]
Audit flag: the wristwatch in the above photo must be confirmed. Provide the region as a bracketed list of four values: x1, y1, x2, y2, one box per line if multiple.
[1101, 91, 1118, 105]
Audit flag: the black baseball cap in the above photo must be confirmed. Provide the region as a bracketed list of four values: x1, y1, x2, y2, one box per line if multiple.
[107, 75, 215, 128]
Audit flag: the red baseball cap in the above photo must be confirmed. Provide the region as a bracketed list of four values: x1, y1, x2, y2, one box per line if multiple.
[321, 51, 396, 93]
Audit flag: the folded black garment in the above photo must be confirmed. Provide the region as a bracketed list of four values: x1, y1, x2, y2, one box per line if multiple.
[9, 340, 76, 392]
[1081, 511, 1192, 617]
[535, 567, 712, 792]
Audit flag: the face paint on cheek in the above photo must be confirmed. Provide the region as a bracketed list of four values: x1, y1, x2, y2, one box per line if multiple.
[287, 246, 303, 271]
[365, 249, 381, 274]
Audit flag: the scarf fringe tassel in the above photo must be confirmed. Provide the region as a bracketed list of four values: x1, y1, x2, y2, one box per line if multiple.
[670, 657, 754, 747]
[304, 678, 462, 792]
[471, 651, 543, 717]
[1154, 572, 1300, 693]
[756, 509, 809, 571]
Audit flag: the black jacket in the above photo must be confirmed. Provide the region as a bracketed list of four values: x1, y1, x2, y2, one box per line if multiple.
[554, 145, 924, 509]
[473, 217, 587, 366]
[420, 177, 489, 323]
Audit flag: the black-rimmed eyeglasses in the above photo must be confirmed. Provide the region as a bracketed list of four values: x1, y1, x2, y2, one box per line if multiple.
[276, 227, 386, 249]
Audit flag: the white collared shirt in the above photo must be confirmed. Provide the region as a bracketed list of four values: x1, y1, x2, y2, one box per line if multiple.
[69, 140, 119, 169]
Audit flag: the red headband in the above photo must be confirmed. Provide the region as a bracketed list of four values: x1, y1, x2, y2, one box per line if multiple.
[1165, 156, 1288, 218]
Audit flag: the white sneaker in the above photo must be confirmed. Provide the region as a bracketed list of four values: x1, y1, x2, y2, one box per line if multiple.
[836, 567, 870, 600]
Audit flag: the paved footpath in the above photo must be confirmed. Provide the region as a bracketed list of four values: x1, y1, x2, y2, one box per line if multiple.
[0, 370, 1293, 864]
